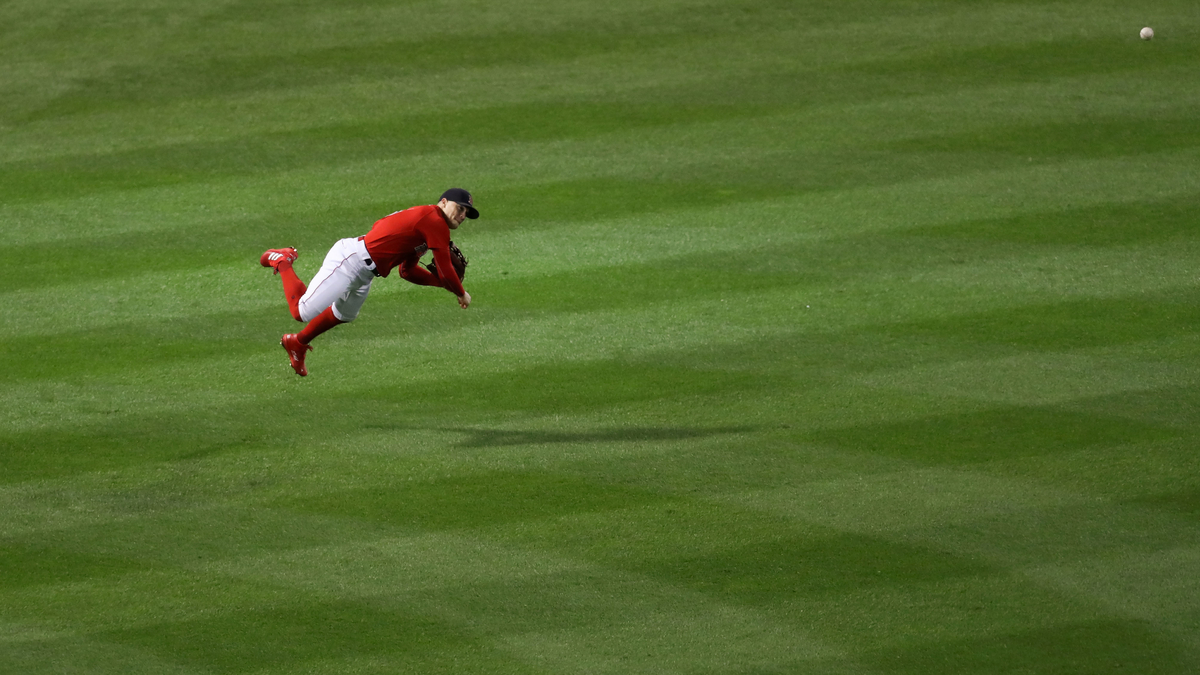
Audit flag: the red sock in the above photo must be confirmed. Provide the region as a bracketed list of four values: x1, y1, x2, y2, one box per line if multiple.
[298, 306, 344, 345]
[278, 262, 307, 322]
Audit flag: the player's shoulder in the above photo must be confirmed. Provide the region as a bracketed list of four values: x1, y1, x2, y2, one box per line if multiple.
[416, 204, 450, 228]
[382, 203, 435, 219]
[415, 203, 441, 219]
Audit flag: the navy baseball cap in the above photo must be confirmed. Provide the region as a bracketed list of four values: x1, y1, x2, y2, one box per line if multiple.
[440, 188, 479, 219]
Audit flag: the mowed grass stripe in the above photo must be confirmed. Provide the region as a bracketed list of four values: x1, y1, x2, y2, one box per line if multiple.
[706, 481, 1200, 660]
[3, 99, 1198, 252]
[2, 241, 1190, 487]
[5, 126, 1197, 257]
[9, 387, 1183, 515]
[742, 575, 1111, 660]
[5, 68, 1199, 208]
[6, 33, 1195, 168]
[861, 352, 1197, 408]
[4, 441, 1192, 574]
[4, 415, 1188, 562]
[3, 157, 1198, 343]
[1, 496, 861, 665]
[6, 55, 1198, 189]
[2, 562, 838, 674]
[8, 486, 1106, 668]
[0, 425, 763, 536]
[2, 282, 1192, 448]
[717, 465, 1184, 546]
[96, 482, 1190, 667]
[0, 101, 783, 205]
[4, 427, 1195, 662]
[2, 240, 1193, 392]
[3, 0, 847, 120]
[857, 619, 1197, 675]
[1, 275, 1193, 466]
[3, 0, 1193, 151]
[4, 403, 1180, 598]
[1, 634, 206, 675]
[1022, 547, 1200, 644]
[993, 436, 1200, 500]
[2, 580, 543, 674]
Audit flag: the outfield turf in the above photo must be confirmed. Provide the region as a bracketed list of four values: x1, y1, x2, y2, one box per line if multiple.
[3, 0, 1199, 672]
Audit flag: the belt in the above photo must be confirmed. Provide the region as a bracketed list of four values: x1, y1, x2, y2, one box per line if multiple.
[364, 256, 381, 277]
[358, 236, 382, 277]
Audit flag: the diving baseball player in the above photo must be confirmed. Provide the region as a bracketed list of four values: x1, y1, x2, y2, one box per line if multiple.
[260, 188, 477, 376]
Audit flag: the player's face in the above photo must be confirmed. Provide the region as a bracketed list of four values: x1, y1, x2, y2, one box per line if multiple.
[439, 199, 468, 229]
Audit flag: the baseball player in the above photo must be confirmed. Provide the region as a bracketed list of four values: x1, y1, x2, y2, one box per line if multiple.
[260, 188, 478, 376]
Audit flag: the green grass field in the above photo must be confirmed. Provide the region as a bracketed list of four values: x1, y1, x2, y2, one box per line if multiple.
[3, 0, 1199, 672]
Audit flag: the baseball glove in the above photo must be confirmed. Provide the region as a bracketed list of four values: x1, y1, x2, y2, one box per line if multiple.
[426, 241, 468, 282]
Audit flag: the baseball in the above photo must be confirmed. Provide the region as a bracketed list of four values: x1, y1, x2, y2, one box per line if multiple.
[1140, 27, 1154, 40]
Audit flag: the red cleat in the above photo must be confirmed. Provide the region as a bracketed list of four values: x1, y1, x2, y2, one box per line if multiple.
[280, 333, 312, 376]
[260, 247, 298, 274]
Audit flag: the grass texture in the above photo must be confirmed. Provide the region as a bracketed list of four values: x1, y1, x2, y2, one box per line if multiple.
[2, 0, 1199, 672]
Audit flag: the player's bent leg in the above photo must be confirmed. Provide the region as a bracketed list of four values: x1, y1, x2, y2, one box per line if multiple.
[296, 238, 368, 322]
[298, 307, 344, 345]
[279, 266, 307, 321]
[277, 238, 372, 376]
[260, 247, 306, 319]
[330, 278, 372, 323]
[281, 307, 344, 376]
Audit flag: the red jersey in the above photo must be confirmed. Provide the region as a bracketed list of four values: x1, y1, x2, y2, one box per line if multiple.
[361, 204, 465, 297]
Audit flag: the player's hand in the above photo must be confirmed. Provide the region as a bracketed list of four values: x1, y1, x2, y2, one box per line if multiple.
[457, 291, 471, 309]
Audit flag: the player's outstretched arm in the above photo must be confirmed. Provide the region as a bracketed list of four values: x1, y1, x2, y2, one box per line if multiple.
[397, 260, 442, 287]
[429, 246, 465, 297]
[457, 291, 471, 309]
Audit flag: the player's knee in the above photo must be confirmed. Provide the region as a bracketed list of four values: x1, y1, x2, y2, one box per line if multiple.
[298, 302, 325, 323]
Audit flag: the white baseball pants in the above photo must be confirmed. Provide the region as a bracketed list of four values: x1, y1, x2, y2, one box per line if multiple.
[298, 237, 377, 322]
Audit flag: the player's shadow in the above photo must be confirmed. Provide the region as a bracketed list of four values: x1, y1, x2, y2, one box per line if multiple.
[439, 425, 756, 449]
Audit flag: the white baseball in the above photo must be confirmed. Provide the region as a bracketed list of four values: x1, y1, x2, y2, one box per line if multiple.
[1140, 27, 1154, 40]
